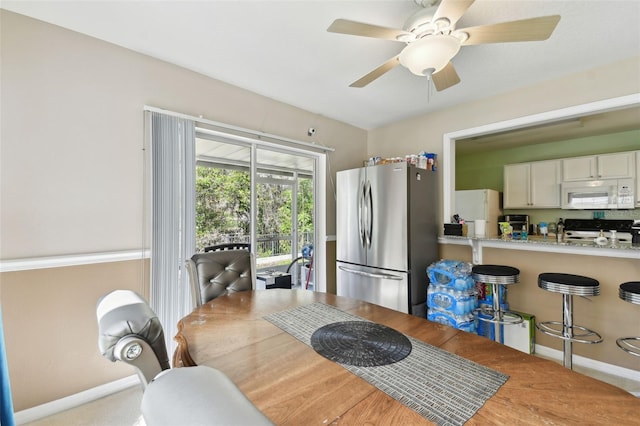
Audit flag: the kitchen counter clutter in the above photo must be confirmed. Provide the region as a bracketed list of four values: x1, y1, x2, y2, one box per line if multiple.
[446, 233, 640, 249]
[440, 234, 640, 263]
[444, 233, 640, 248]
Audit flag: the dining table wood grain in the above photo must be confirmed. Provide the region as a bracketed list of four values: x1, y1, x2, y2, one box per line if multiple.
[173, 289, 638, 425]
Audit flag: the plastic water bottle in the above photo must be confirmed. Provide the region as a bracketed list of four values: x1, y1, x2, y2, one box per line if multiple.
[453, 290, 465, 316]
[539, 222, 548, 240]
[557, 218, 564, 243]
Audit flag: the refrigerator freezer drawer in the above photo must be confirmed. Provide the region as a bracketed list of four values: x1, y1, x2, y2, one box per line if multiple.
[337, 263, 409, 314]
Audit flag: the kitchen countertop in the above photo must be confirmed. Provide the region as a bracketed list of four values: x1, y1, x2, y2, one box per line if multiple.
[439, 234, 640, 261]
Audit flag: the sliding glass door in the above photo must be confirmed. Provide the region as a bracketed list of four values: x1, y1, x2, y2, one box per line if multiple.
[195, 138, 251, 251]
[255, 148, 315, 289]
[195, 132, 316, 289]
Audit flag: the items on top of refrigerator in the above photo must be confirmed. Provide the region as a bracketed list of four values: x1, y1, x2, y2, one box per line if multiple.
[426, 260, 477, 333]
[365, 152, 437, 171]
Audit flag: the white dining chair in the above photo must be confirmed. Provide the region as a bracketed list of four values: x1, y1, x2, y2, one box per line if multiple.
[96, 289, 273, 425]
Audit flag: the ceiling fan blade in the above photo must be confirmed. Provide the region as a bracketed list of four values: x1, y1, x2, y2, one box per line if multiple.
[432, 0, 475, 27]
[327, 19, 412, 42]
[350, 56, 400, 88]
[432, 62, 461, 91]
[459, 15, 561, 45]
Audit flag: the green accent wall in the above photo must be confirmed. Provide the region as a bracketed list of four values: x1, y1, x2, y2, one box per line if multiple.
[456, 129, 640, 191]
[455, 129, 640, 224]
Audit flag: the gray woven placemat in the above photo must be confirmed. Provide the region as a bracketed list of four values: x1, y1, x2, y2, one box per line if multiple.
[264, 302, 509, 426]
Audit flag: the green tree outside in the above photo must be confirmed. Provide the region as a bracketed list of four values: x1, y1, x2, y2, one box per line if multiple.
[195, 166, 313, 256]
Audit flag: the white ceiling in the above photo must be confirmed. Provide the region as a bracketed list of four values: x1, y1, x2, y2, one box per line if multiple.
[2, 0, 640, 130]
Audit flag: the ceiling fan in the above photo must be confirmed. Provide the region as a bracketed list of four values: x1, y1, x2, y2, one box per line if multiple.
[327, 0, 560, 91]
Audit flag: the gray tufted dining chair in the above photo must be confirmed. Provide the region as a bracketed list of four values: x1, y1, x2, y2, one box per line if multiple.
[96, 289, 273, 426]
[186, 245, 256, 307]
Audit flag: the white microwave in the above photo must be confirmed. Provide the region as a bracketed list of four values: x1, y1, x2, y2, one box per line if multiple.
[561, 178, 635, 210]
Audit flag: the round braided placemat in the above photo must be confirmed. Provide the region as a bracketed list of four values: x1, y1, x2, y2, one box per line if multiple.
[310, 321, 412, 367]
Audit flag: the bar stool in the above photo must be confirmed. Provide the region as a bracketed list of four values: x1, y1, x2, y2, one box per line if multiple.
[616, 281, 640, 357]
[536, 273, 603, 369]
[472, 264, 522, 344]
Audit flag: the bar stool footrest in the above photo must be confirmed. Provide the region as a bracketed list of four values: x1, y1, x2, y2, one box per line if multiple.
[476, 307, 523, 325]
[616, 337, 640, 357]
[536, 321, 603, 344]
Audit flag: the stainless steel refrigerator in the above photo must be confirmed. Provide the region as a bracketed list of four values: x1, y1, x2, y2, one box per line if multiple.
[336, 163, 438, 316]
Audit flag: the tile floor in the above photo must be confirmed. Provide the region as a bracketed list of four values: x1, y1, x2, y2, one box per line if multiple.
[20, 355, 639, 426]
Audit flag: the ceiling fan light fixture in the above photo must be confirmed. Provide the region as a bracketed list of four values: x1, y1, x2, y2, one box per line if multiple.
[396, 33, 417, 43]
[399, 34, 460, 76]
[434, 17, 451, 31]
[452, 31, 469, 43]
[329, 4, 561, 90]
[414, 22, 436, 36]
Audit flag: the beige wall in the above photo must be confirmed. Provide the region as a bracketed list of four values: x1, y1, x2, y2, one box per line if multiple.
[2, 9, 639, 412]
[0, 260, 147, 411]
[439, 243, 640, 372]
[368, 57, 640, 162]
[0, 10, 366, 260]
[0, 10, 366, 411]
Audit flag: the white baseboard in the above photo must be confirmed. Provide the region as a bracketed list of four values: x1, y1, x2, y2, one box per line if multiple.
[14, 375, 140, 425]
[535, 344, 640, 384]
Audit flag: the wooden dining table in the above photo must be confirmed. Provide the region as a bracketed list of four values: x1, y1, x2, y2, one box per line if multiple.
[173, 289, 638, 425]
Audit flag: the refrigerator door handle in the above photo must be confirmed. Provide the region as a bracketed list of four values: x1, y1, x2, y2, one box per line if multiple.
[364, 180, 372, 248]
[358, 181, 366, 247]
[338, 265, 403, 281]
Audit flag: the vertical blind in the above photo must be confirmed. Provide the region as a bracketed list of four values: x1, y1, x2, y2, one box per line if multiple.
[150, 112, 196, 359]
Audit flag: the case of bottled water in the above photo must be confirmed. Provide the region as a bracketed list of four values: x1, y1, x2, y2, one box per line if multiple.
[426, 260, 477, 333]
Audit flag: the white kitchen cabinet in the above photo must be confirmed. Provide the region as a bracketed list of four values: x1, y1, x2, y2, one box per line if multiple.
[562, 152, 635, 181]
[561, 156, 594, 181]
[504, 160, 561, 208]
[504, 163, 529, 208]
